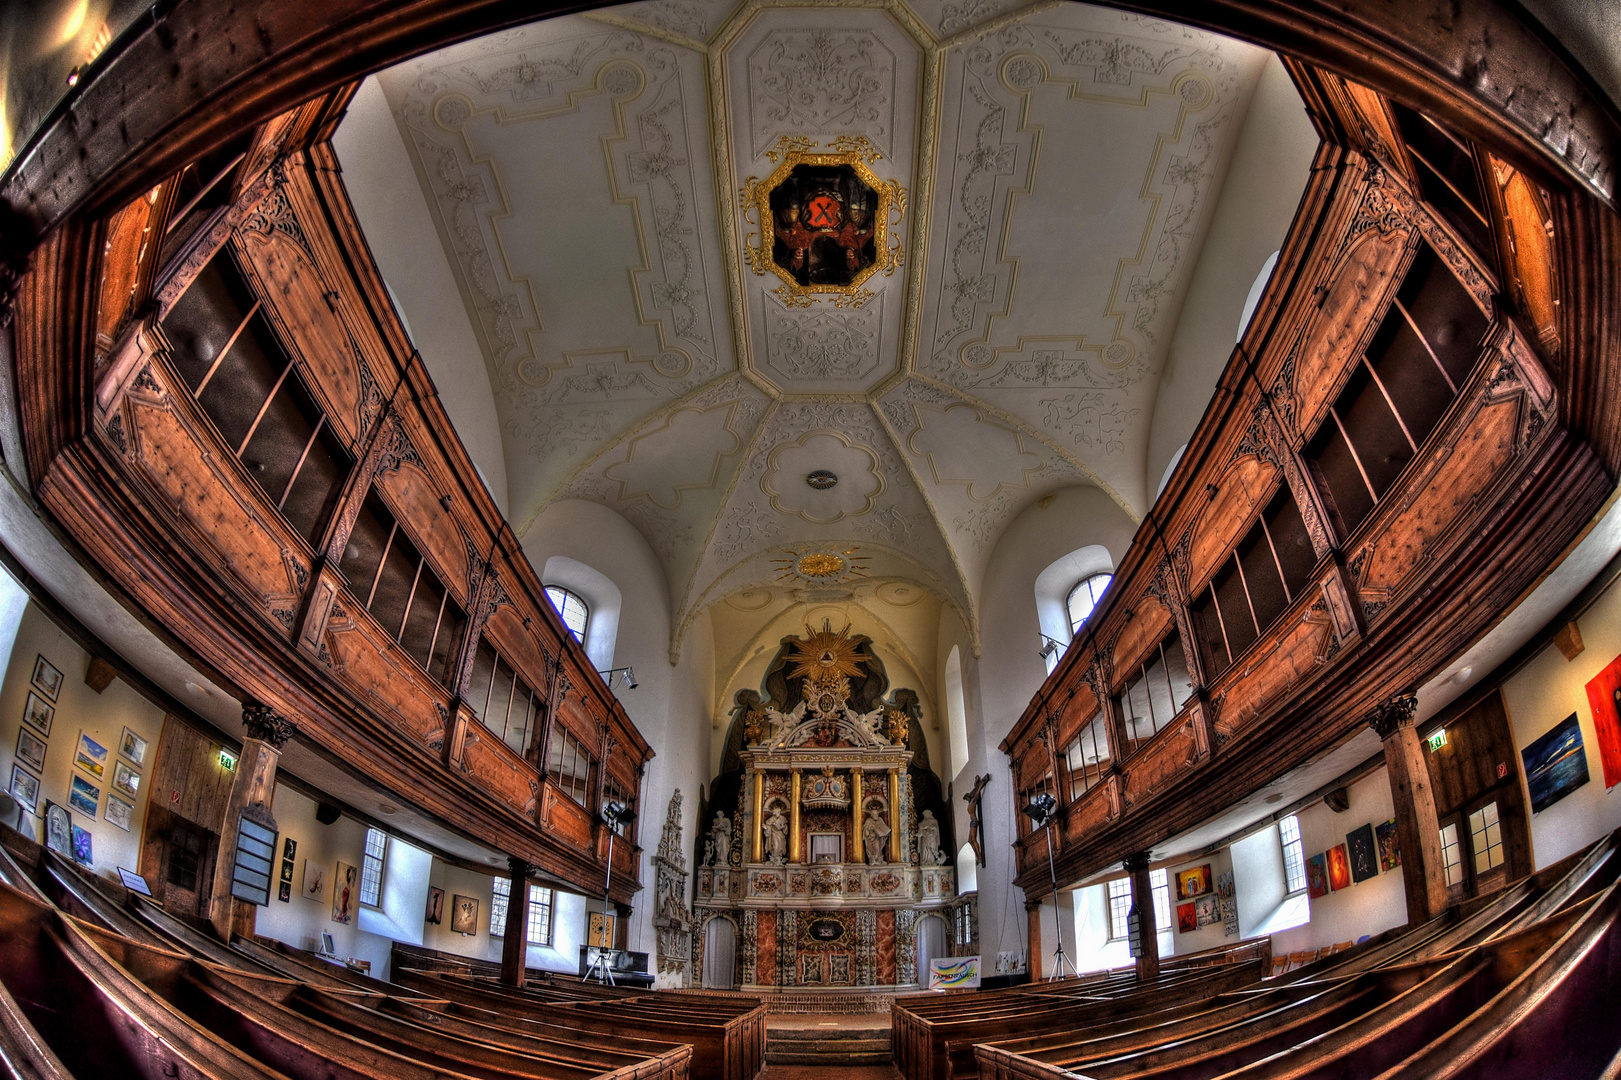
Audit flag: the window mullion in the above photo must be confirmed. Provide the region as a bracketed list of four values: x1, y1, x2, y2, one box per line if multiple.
[1328, 405, 1380, 503]
[1231, 552, 1262, 639]
[1361, 355, 1418, 454]
[193, 298, 260, 397]
[1208, 581, 1234, 669]
[278, 413, 326, 509]
[1392, 297, 1458, 394]
[1259, 515, 1291, 604]
[366, 522, 396, 610]
[235, 359, 295, 457]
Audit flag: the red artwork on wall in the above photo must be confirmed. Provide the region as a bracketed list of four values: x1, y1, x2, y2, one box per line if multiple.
[1326, 843, 1352, 891]
[1582, 651, 1621, 789]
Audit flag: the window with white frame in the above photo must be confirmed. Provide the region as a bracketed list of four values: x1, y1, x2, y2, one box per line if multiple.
[544, 585, 590, 643]
[1468, 802, 1505, 874]
[359, 828, 387, 907]
[526, 885, 555, 946]
[1439, 823, 1464, 886]
[490, 876, 511, 937]
[1279, 815, 1307, 893]
[1149, 868, 1171, 932]
[1107, 878, 1133, 940]
[1067, 573, 1112, 638]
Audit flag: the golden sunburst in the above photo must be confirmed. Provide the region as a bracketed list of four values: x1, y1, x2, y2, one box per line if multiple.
[786, 620, 868, 683]
[772, 543, 871, 585]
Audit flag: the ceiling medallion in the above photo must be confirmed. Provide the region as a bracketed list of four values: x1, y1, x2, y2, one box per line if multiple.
[773, 543, 870, 586]
[805, 469, 838, 490]
[742, 136, 906, 305]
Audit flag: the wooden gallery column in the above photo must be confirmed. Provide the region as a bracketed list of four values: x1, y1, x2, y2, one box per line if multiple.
[1370, 691, 1448, 924]
[209, 701, 295, 942]
[501, 858, 534, 988]
[1125, 851, 1159, 981]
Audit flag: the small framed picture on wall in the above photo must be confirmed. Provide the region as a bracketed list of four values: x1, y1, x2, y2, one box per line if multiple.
[68, 775, 99, 816]
[74, 732, 109, 781]
[15, 729, 46, 774]
[112, 762, 141, 799]
[104, 794, 135, 832]
[21, 693, 53, 737]
[31, 656, 63, 701]
[119, 727, 148, 768]
[8, 765, 38, 814]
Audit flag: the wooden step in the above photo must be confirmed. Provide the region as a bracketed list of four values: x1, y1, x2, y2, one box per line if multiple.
[767, 1023, 892, 1065]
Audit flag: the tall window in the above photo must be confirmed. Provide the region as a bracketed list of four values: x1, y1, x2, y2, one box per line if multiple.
[338, 491, 467, 685]
[526, 885, 556, 946]
[359, 828, 387, 908]
[545, 586, 589, 644]
[1113, 633, 1195, 753]
[1067, 574, 1112, 638]
[547, 727, 594, 806]
[466, 639, 541, 755]
[490, 876, 510, 937]
[1439, 822, 1464, 886]
[161, 249, 352, 545]
[1468, 802, 1505, 874]
[1279, 815, 1307, 894]
[1107, 878, 1133, 940]
[1149, 868, 1171, 932]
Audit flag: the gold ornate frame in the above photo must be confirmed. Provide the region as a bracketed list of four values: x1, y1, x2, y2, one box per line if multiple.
[741, 136, 906, 308]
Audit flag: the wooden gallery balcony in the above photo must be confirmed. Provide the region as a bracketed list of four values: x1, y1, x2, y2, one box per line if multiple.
[1002, 64, 1621, 896]
[10, 89, 652, 902]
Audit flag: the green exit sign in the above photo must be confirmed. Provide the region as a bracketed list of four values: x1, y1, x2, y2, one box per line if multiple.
[219, 748, 239, 772]
[1426, 729, 1448, 752]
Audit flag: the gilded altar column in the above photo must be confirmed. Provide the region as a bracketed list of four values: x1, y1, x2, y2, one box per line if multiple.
[789, 769, 802, 863]
[751, 770, 764, 863]
[888, 768, 902, 863]
[851, 769, 864, 863]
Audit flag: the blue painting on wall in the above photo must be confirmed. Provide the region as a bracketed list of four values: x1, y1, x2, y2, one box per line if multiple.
[1522, 713, 1590, 813]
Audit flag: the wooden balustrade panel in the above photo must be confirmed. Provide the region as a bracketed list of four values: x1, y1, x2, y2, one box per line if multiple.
[1351, 334, 1551, 627]
[1182, 456, 1279, 594]
[236, 195, 370, 448]
[1061, 779, 1116, 844]
[483, 599, 551, 690]
[1122, 719, 1203, 810]
[116, 367, 307, 640]
[1209, 584, 1339, 743]
[456, 725, 539, 816]
[320, 600, 451, 748]
[373, 458, 475, 604]
[96, 184, 172, 359]
[1106, 590, 1175, 680]
[542, 785, 594, 852]
[1289, 224, 1408, 435]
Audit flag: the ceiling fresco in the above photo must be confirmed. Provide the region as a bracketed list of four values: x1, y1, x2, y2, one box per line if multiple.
[361, 0, 1282, 658]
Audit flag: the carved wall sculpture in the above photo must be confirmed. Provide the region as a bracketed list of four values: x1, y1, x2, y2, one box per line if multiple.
[652, 789, 694, 982]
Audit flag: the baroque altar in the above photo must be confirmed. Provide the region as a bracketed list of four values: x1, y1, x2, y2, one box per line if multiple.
[695, 622, 958, 992]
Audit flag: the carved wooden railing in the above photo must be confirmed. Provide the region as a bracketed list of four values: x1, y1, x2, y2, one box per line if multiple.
[1000, 65, 1617, 894]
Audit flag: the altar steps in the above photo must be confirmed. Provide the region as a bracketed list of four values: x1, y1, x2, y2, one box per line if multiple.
[766, 1020, 892, 1066]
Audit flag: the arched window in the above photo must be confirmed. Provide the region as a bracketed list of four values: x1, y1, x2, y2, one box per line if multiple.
[1067, 573, 1112, 638]
[544, 585, 589, 643]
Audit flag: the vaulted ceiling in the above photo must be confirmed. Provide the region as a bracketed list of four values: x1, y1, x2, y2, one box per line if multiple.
[342, 0, 1301, 658]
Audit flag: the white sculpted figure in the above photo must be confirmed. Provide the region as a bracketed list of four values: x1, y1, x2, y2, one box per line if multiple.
[763, 700, 806, 743]
[917, 809, 947, 865]
[847, 704, 887, 745]
[706, 811, 731, 867]
[764, 806, 789, 864]
[863, 807, 891, 865]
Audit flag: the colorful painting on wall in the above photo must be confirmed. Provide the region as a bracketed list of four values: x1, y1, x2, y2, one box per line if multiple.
[1195, 895, 1220, 927]
[928, 956, 981, 989]
[1176, 901, 1198, 933]
[1174, 863, 1213, 900]
[331, 861, 357, 924]
[69, 824, 92, 865]
[301, 859, 326, 903]
[1346, 823, 1379, 883]
[1522, 712, 1590, 813]
[1584, 651, 1621, 789]
[588, 911, 616, 948]
[1376, 819, 1401, 871]
[74, 731, 108, 781]
[68, 775, 99, 816]
[1326, 843, 1352, 891]
[1306, 853, 1329, 898]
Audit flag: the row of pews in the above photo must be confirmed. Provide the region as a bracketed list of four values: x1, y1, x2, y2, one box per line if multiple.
[0, 827, 765, 1080]
[894, 830, 1621, 1080]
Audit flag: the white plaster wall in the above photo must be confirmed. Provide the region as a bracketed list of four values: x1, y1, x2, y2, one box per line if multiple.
[522, 498, 714, 986]
[1072, 882, 1132, 973]
[1270, 768, 1408, 954]
[1498, 570, 1621, 869]
[1145, 53, 1321, 492]
[332, 76, 510, 516]
[962, 485, 1138, 964]
[1231, 823, 1289, 938]
[0, 602, 164, 879]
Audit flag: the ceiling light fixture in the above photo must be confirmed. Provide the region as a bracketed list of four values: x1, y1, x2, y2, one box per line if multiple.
[805, 470, 838, 490]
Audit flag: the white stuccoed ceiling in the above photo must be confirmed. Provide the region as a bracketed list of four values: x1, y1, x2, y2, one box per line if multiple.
[343, 0, 1292, 658]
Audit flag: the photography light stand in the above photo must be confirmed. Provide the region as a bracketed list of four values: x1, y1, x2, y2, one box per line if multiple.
[587, 800, 636, 985]
[1022, 793, 1076, 981]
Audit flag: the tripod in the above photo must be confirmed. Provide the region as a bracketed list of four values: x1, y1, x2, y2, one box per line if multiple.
[1042, 820, 1076, 981]
[587, 816, 622, 985]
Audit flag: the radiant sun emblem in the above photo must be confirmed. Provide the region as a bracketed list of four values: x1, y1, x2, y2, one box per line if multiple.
[772, 543, 870, 585]
[786, 620, 868, 683]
